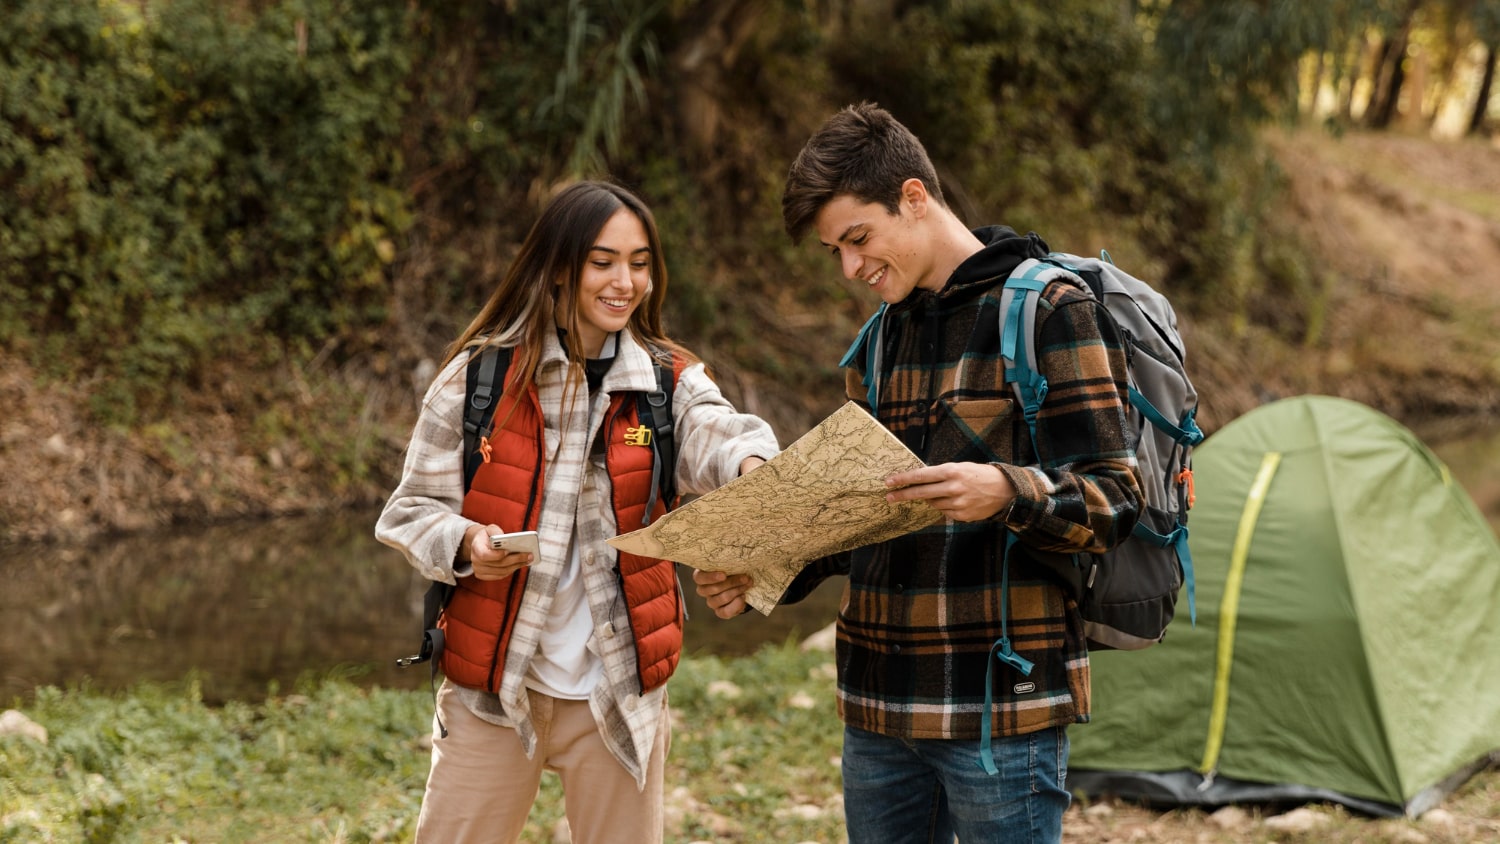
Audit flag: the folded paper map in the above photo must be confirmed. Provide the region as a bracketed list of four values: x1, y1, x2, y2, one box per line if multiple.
[608, 401, 942, 614]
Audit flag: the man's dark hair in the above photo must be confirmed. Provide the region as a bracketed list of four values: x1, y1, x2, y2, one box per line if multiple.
[780, 102, 945, 243]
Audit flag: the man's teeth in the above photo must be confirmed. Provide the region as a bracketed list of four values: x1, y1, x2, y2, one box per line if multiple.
[867, 267, 886, 286]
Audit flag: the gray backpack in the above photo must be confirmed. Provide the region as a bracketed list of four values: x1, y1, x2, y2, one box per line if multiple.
[1000, 252, 1203, 650]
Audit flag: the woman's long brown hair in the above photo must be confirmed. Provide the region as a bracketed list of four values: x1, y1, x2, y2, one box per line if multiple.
[441, 180, 697, 404]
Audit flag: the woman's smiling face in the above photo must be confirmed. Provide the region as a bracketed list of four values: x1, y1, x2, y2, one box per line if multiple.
[563, 207, 652, 356]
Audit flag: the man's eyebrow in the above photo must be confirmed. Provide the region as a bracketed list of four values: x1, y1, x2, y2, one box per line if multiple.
[820, 224, 863, 249]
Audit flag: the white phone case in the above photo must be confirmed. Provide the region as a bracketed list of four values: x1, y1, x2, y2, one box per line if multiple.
[488, 530, 541, 558]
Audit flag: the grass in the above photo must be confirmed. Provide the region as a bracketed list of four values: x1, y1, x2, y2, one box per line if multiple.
[2, 646, 1497, 843]
[0, 647, 845, 843]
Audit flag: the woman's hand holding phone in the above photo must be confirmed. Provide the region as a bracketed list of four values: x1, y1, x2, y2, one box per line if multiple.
[466, 525, 537, 581]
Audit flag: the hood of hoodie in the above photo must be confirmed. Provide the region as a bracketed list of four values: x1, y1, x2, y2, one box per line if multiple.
[888, 225, 1050, 313]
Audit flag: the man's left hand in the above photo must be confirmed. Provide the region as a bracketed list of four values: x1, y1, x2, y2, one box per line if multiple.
[884, 462, 1015, 522]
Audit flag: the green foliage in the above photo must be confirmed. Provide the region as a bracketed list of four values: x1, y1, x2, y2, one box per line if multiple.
[9, 649, 1498, 842]
[5, 0, 1483, 466]
[1479, 1, 1500, 43]
[0, 0, 413, 424]
[403, 0, 665, 197]
[2, 675, 431, 842]
[0, 653, 843, 842]
[806, 0, 1275, 309]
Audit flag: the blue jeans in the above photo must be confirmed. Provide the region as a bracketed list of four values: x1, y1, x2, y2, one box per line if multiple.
[841, 725, 1070, 844]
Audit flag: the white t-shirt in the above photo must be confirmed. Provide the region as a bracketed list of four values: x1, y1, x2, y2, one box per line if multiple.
[524, 536, 603, 699]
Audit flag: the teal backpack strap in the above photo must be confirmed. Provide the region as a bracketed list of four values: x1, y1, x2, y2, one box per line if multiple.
[1127, 519, 1198, 626]
[980, 258, 1053, 774]
[840, 304, 888, 410]
[1125, 397, 1205, 627]
[979, 531, 1036, 774]
[1000, 259, 1050, 446]
[1130, 391, 1205, 449]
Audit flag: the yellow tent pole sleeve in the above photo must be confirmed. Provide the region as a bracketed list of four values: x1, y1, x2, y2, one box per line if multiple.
[1199, 451, 1283, 777]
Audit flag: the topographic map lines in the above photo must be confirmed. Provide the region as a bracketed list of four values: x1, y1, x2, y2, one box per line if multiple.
[609, 402, 941, 613]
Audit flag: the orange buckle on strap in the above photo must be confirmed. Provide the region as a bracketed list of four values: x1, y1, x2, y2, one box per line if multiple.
[624, 425, 653, 447]
[1177, 467, 1196, 509]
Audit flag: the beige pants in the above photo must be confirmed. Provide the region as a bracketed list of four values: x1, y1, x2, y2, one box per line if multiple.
[414, 682, 668, 844]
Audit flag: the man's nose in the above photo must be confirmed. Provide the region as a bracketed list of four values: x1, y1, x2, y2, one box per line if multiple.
[841, 251, 862, 281]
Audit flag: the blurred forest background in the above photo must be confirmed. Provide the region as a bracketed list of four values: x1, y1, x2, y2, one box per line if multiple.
[3, 0, 1500, 544]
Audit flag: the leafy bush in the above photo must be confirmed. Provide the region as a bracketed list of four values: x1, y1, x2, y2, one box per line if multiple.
[0, 0, 413, 424]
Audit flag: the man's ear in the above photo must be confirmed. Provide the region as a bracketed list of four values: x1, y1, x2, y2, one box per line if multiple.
[900, 178, 929, 217]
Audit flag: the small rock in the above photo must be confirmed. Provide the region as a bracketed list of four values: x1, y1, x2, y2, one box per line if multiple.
[42, 434, 70, 460]
[1387, 824, 1431, 843]
[787, 691, 817, 710]
[801, 623, 837, 653]
[0, 710, 47, 744]
[699, 810, 740, 837]
[706, 680, 741, 699]
[1208, 805, 1251, 830]
[1083, 802, 1114, 820]
[1263, 807, 1331, 833]
[773, 803, 826, 821]
[1419, 808, 1456, 828]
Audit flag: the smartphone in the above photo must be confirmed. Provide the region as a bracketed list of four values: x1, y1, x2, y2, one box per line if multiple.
[488, 530, 541, 558]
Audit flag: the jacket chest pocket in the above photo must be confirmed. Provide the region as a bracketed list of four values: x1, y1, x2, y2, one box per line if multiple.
[927, 397, 1020, 466]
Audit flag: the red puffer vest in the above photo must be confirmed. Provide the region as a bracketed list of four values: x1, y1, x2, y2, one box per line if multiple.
[438, 353, 686, 695]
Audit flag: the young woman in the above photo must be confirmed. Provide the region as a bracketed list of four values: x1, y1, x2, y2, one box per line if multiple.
[376, 180, 779, 843]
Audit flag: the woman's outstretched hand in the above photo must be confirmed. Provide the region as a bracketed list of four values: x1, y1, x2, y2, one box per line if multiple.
[692, 569, 753, 618]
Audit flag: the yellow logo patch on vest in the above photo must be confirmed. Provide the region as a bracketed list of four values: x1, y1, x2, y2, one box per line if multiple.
[624, 425, 653, 447]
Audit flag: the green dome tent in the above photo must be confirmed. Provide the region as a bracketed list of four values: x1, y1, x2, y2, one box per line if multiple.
[1069, 395, 1500, 818]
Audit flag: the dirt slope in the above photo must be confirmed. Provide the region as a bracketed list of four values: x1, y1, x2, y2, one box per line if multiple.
[3, 129, 1500, 546]
[1196, 128, 1500, 435]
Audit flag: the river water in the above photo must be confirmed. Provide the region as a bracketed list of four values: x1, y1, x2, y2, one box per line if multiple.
[3, 431, 1496, 706]
[0, 507, 845, 705]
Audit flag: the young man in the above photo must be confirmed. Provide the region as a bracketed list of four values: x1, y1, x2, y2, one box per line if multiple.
[694, 103, 1143, 843]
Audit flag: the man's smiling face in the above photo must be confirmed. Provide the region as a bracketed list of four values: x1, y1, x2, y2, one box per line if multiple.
[812, 192, 935, 305]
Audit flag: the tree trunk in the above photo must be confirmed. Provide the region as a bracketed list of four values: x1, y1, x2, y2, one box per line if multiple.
[1368, 38, 1410, 128]
[1471, 42, 1498, 135]
[1365, 0, 1421, 129]
[667, 0, 769, 164]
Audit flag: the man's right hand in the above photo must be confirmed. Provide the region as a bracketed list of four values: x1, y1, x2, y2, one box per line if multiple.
[692, 569, 754, 619]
